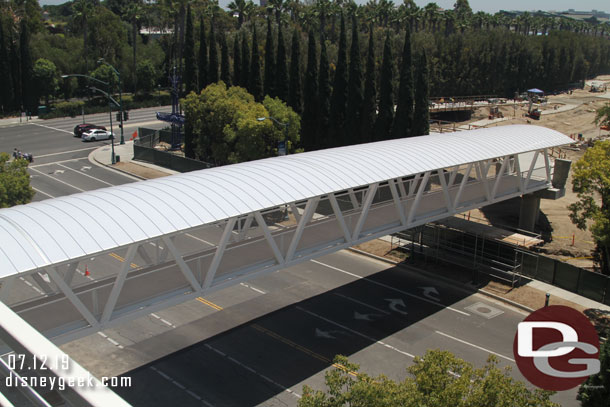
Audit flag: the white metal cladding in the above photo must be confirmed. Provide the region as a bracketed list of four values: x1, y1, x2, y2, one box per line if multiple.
[0, 124, 572, 277]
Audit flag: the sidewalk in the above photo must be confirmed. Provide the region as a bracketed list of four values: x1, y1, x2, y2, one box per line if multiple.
[0, 114, 40, 127]
[87, 142, 610, 319]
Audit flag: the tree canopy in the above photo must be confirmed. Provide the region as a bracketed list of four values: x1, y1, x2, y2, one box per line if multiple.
[0, 153, 34, 208]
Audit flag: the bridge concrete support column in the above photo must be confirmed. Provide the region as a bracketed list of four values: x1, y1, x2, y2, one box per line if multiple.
[519, 193, 541, 232]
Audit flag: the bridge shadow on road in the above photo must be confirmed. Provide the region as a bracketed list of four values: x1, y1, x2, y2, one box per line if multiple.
[115, 261, 480, 407]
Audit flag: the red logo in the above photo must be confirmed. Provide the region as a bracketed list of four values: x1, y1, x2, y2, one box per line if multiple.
[513, 305, 600, 391]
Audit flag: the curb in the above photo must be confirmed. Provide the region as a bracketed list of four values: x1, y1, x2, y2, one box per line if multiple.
[87, 148, 146, 181]
[347, 247, 535, 313]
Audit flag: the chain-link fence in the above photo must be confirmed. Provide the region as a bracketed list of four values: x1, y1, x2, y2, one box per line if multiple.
[134, 127, 213, 173]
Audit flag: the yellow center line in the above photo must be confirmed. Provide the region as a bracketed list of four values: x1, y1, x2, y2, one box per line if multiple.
[108, 253, 139, 269]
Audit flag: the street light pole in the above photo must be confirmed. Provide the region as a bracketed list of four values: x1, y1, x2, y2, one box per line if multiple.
[257, 116, 289, 156]
[98, 59, 125, 145]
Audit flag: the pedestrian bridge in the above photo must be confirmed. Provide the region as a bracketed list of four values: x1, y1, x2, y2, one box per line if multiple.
[0, 125, 572, 346]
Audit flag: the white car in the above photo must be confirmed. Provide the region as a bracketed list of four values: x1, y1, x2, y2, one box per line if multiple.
[82, 129, 114, 142]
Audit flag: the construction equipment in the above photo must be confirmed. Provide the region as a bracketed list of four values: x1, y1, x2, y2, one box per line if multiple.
[489, 105, 504, 119]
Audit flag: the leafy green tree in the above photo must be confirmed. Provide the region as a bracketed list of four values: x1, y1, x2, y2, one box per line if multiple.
[0, 153, 34, 208]
[90, 64, 119, 89]
[288, 28, 302, 113]
[233, 34, 241, 87]
[220, 33, 231, 86]
[208, 21, 219, 84]
[32, 59, 58, 106]
[249, 26, 263, 101]
[453, 0, 473, 21]
[0, 18, 14, 113]
[392, 23, 414, 139]
[568, 140, 610, 275]
[264, 18, 275, 97]
[412, 50, 429, 137]
[578, 329, 610, 406]
[72, 0, 95, 73]
[183, 5, 197, 94]
[361, 26, 376, 143]
[275, 24, 289, 102]
[240, 31, 250, 89]
[136, 59, 158, 94]
[20, 19, 35, 113]
[317, 34, 331, 149]
[299, 350, 557, 407]
[329, 13, 348, 147]
[301, 30, 318, 151]
[374, 32, 394, 141]
[198, 16, 208, 91]
[262, 95, 301, 154]
[346, 14, 363, 146]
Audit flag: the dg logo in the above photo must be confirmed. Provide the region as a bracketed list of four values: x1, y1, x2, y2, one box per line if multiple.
[513, 305, 600, 391]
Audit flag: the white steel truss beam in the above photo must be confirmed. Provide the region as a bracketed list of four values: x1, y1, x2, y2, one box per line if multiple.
[163, 235, 201, 292]
[453, 163, 473, 208]
[491, 156, 509, 200]
[348, 188, 360, 209]
[289, 203, 301, 222]
[45, 266, 99, 328]
[254, 211, 284, 264]
[543, 148, 552, 182]
[329, 193, 352, 242]
[437, 169, 453, 212]
[101, 245, 137, 324]
[203, 217, 237, 289]
[286, 197, 319, 262]
[352, 183, 379, 240]
[407, 172, 430, 224]
[476, 162, 492, 201]
[524, 151, 539, 191]
[64, 263, 78, 286]
[389, 179, 407, 226]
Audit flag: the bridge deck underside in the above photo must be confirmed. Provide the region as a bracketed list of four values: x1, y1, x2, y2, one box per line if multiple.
[1, 150, 553, 343]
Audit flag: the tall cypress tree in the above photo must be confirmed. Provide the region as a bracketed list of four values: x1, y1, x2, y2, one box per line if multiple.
[233, 34, 241, 87]
[183, 5, 197, 94]
[288, 29, 302, 114]
[412, 50, 430, 136]
[10, 39, 21, 111]
[275, 24, 288, 102]
[329, 13, 348, 147]
[361, 26, 376, 144]
[0, 18, 14, 112]
[318, 34, 331, 149]
[374, 32, 394, 141]
[208, 21, 219, 84]
[240, 32, 250, 89]
[301, 30, 318, 151]
[346, 14, 363, 145]
[264, 18, 275, 97]
[19, 19, 34, 113]
[220, 33, 231, 86]
[249, 26, 263, 101]
[198, 16, 208, 91]
[391, 24, 415, 139]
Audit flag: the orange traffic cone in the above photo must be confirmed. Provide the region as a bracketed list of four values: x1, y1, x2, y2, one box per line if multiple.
[85, 265, 90, 276]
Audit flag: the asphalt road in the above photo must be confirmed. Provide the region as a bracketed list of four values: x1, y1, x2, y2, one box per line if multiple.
[0, 115, 580, 406]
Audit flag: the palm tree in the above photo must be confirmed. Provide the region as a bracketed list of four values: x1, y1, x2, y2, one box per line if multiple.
[423, 3, 440, 33]
[125, 0, 144, 94]
[72, 0, 95, 73]
[267, 0, 285, 25]
[228, 0, 247, 28]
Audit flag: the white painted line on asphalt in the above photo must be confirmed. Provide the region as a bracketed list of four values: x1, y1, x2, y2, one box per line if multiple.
[149, 366, 213, 406]
[30, 157, 88, 168]
[311, 260, 470, 316]
[57, 163, 115, 186]
[35, 147, 98, 158]
[333, 293, 391, 315]
[18, 277, 45, 295]
[435, 330, 515, 362]
[29, 167, 86, 192]
[204, 343, 301, 399]
[296, 306, 415, 358]
[150, 312, 177, 328]
[185, 233, 214, 246]
[97, 331, 124, 349]
[30, 122, 73, 134]
[240, 282, 266, 294]
[32, 187, 55, 199]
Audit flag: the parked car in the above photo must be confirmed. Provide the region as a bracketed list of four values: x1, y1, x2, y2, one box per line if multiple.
[73, 123, 106, 138]
[82, 129, 114, 142]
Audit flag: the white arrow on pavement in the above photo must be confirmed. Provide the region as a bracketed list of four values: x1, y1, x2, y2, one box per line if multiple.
[81, 166, 91, 171]
[420, 286, 440, 302]
[353, 311, 382, 321]
[385, 299, 408, 315]
[38, 272, 50, 283]
[53, 170, 64, 175]
[315, 328, 336, 339]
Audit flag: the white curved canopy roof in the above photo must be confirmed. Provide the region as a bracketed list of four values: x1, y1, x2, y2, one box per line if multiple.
[0, 125, 572, 277]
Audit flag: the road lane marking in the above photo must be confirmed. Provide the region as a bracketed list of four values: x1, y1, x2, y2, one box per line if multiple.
[204, 343, 301, 399]
[435, 330, 515, 362]
[197, 297, 223, 310]
[30, 122, 73, 134]
[333, 293, 391, 315]
[30, 158, 89, 168]
[57, 163, 115, 186]
[240, 282, 266, 294]
[32, 187, 55, 199]
[18, 277, 45, 296]
[149, 366, 213, 406]
[185, 233, 214, 246]
[150, 312, 177, 329]
[296, 306, 415, 358]
[29, 167, 86, 192]
[311, 259, 470, 316]
[97, 332, 124, 349]
[108, 252, 138, 268]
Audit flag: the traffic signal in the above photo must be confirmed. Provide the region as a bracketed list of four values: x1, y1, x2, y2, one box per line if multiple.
[116, 112, 121, 122]
[123, 111, 129, 121]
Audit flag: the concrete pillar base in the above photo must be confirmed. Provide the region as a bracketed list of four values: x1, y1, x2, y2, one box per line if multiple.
[519, 194, 541, 232]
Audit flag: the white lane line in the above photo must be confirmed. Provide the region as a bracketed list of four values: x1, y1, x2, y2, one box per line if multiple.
[204, 343, 301, 399]
[333, 293, 390, 315]
[30, 122, 73, 134]
[149, 366, 213, 406]
[97, 332, 124, 349]
[148, 242, 164, 250]
[311, 259, 470, 316]
[34, 146, 99, 158]
[435, 331, 515, 362]
[296, 306, 415, 358]
[240, 282, 266, 294]
[150, 312, 177, 328]
[185, 233, 214, 246]
[57, 163, 115, 186]
[18, 277, 45, 295]
[32, 187, 55, 199]
[30, 157, 89, 168]
[29, 167, 86, 192]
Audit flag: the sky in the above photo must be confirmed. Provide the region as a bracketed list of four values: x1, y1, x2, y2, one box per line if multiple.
[38, 0, 609, 15]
